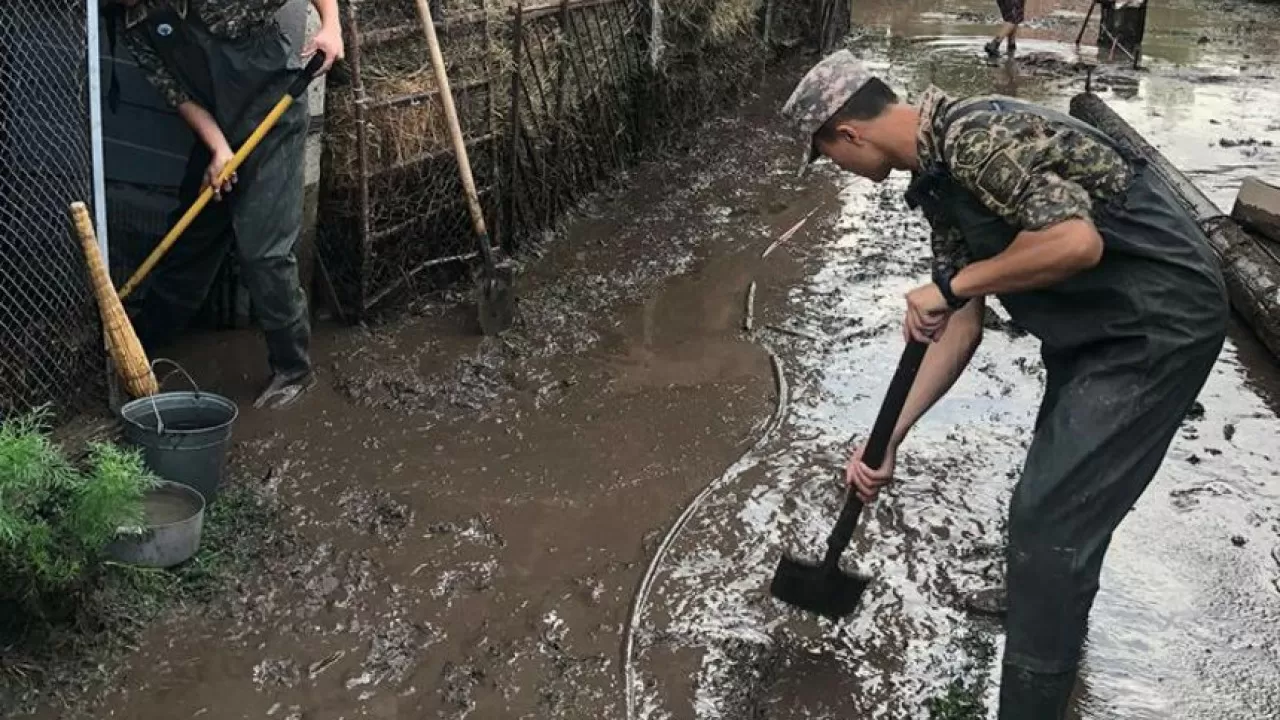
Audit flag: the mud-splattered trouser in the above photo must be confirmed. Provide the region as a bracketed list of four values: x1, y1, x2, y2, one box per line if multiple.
[996, 0, 1025, 24]
[919, 100, 1229, 717]
[126, 1, 312, 382]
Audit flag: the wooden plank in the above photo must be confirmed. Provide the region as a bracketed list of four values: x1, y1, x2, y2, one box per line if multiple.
[359, 11, 490, 47]
[1232, 176, 1280, 246]
[522, 0, 624, 21]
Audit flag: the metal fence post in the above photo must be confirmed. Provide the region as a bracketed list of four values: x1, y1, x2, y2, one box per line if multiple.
[87, 0, 123, 412]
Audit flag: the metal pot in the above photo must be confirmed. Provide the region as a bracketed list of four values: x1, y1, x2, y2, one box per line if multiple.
[106, 480, 206, 569]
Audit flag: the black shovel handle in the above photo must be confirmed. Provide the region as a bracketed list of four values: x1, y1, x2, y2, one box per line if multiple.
[287, 51, 328, 99]
[823, 339, 929, 569]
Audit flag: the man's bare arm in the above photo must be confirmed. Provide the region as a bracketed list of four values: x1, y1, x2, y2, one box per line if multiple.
[307, 0, 344, 72]
[891, 296, 985, 448]
[177, 102, 231, 157]
[950, 218, 1103, 299]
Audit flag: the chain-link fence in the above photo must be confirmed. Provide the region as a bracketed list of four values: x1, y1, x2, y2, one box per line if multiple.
[319, 0, 504, 318]
[0, 2, 104, 420]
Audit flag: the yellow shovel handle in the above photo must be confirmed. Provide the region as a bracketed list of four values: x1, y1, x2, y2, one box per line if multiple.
[118, 93, 297, 300]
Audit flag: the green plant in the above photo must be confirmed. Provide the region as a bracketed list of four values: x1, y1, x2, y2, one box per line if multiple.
[925, 678, 986, 720]
[924, 632, 997, 720]
[0, 409, 156, 607]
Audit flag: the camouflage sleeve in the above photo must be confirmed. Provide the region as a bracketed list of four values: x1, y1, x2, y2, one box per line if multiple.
[121, 30, 193, 108]
[943, 117, 1096, 231]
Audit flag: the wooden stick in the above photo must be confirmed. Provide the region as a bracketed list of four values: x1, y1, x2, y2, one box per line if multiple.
[762, 204, 822, 259]
[744, 281, 756, 332]
[414, 0, 493, 259]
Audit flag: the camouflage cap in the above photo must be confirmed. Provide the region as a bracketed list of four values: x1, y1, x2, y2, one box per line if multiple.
[781, 50, 875, 176]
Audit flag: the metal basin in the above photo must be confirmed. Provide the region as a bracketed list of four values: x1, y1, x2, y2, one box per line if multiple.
[106, 481, 206, 569]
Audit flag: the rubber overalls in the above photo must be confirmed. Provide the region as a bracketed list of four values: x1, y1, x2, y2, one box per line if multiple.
[905, 97, 1229, 718]
[125, 0, 312, 397]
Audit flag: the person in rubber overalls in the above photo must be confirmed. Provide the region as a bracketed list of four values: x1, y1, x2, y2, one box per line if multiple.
[107, 0, 342, 409]
[782, 51, 1227, 717]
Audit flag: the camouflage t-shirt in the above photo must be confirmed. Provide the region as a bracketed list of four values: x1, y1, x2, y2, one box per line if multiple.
[913, 85, 1132, 273]
[119, 0, 290, 108]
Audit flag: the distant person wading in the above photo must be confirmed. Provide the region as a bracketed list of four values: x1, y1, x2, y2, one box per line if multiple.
[986, 0, 1025, 57]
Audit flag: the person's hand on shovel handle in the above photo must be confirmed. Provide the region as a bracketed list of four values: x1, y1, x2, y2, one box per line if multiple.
[904, 283, 953, 344]
[846, 440, 897, 504]
[204, 143, 237, 201]
[304, 22, 344, 73]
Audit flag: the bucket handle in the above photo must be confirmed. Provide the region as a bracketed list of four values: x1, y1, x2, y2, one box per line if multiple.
[146, 358, 203, 435]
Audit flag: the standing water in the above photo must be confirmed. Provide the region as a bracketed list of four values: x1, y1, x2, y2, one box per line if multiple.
[628, 1, 1280, 718]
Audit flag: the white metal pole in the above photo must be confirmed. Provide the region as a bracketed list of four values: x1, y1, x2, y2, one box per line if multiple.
[86, 1, 121, 409]
[86, 0, 108, 261]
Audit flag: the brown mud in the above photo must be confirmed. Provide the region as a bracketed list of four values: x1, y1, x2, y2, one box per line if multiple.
[7, 62, 832, 720]
[8, 1, 1280, 719]
[628, 2, 1280, 720]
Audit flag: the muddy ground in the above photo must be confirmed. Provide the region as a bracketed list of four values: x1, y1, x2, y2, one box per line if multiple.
[12, 0, 1280, 718]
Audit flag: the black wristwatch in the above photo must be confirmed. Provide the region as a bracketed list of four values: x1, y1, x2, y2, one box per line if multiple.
[932, 265, 968, 310]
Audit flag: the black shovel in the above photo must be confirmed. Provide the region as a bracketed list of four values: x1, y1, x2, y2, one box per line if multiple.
[769, 338, 928, 619]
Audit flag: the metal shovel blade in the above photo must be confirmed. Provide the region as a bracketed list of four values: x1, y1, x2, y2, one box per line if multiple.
[476, 264, 515, 336]
[770, 553, 870, 621]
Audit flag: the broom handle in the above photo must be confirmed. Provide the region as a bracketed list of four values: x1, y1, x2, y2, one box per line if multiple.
[71, 201, 114, 318]
[414, 0, 497, 267]
[118, 52, 326, 301]
[823, 339, 929, 570]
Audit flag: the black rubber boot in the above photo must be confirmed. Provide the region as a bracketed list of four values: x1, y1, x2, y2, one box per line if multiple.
[984, 38, 1002, 58]
[256, 323, 314, 410]
[962, 587, 1008, 618]
[1007, 39, 1017, 56]
[263, 322, 311, 380]
[998, 664, 1077, 720]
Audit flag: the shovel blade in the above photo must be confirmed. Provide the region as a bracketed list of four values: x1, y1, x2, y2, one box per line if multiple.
[476, 264, 515, 336]
[769, 554, 870, 620]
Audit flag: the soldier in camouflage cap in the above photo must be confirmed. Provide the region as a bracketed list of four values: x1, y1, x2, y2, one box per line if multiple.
[105, 0, 344, 409]
[779, 50, 877, 177]
[783, 53, 1227, 719]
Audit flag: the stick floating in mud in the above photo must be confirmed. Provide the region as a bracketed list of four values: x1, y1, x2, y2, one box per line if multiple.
[766, 324, 824, 342]
[745, 281, 757, 332]
[762, 203, 824, 258]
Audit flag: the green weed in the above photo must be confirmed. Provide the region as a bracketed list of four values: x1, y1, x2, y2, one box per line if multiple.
[0, 413, 279, 716]
[925, 632, 997, 720]
[926, 678, 986, 720]
[0, 409, 156, 612]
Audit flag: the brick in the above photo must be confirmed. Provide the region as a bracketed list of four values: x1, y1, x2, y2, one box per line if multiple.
[1231, 176, 1280, 245]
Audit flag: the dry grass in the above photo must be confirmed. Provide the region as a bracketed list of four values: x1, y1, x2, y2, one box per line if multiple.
[326, 68, 451, 183]
[325, 0, 510, 185]
[664, 0, 764, 46]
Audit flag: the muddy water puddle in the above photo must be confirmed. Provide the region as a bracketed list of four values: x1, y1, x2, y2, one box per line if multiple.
[11, 68, 840, 720]
[13, 3, 1280, 718]
[631, 2, 1280, 719]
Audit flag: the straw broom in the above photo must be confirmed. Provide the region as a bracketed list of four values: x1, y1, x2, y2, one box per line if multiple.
[69, 202, 159, 398]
